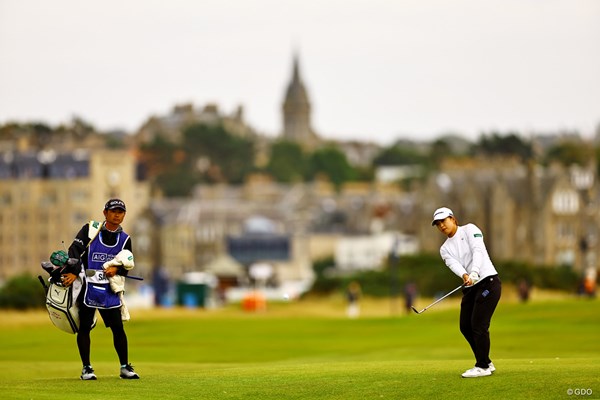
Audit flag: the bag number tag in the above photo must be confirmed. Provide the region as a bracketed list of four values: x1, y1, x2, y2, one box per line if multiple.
[86, 270, 109, 284]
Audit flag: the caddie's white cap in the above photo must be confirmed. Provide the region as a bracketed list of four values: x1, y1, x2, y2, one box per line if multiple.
[431, 207, 453, 226]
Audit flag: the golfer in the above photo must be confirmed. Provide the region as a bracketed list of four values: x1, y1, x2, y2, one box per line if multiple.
[431, 207, 501, 378]
[62, 198, 140, 380]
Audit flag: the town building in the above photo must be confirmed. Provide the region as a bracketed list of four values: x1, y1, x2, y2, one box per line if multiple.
[416, 157, 599, 273]
[0, 148, 150, 281]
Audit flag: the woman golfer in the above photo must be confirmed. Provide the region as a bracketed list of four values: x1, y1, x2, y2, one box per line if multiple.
[431, 207, 501, 378]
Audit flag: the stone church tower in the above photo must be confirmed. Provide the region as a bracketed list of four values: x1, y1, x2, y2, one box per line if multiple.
[281, 55, 320, 149]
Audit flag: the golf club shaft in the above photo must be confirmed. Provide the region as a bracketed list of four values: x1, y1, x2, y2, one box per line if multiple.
[85, 269, 143, 281]
[414, 283, 465, 313]
[38, 275, 48, 291]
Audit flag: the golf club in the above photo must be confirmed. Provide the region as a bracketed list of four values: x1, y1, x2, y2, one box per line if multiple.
[85, 269, 144, 281]
[38, 275, 48, 291]
[411, 283, 465, 314]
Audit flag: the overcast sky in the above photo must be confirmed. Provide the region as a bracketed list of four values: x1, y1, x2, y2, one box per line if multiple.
[1, 0, 599, 145]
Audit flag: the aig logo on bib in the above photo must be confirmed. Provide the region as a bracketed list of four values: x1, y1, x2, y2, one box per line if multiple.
[92, 253, 115, 262]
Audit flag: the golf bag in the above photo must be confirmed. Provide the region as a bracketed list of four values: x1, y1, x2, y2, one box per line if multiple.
[39, 255, 84, 334]
[40, 220, 102, 334]
[45, 280, 80, 334]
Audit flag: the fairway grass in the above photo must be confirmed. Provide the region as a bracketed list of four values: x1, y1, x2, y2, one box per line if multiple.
[1, 296, 599, 399]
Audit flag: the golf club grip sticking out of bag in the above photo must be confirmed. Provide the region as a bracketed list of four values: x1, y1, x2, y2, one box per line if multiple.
[411, 283, 465, 314]
[85, 269, 144, 281]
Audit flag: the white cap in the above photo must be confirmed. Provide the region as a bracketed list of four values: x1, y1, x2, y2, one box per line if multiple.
[431, 207, 454, 226]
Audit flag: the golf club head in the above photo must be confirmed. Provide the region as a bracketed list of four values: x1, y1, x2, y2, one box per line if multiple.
[411, 283, 465, 316]
[41, 261, 56, 274]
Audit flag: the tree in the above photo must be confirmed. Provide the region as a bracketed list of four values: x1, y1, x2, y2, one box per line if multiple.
[307, 146, 356, 189]
[265, 140, 307, 182]
[546, 141, 594, 167]
[473, 132, 533, 160]
[182, 123, 255, 184]
[372, 145, 427, 166]
[69, 116, 97, 137]
[155, 166, 199, 197]
[0, 274, 45, 309]
[139, 135, 182, 177]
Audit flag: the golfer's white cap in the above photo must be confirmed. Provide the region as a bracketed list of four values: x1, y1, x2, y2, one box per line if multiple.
[431, 207, 453, 226]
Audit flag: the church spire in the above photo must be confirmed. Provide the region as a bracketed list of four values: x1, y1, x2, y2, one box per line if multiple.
[292, 54, 300, 84]
[282, 53, 319, 149]
[285, 54, 309, 108]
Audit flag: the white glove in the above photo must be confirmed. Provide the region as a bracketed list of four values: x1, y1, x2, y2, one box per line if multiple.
[468, 272, 480, 285]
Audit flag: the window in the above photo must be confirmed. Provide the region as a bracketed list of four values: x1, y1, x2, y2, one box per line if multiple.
[556, 222, 575, 242]
[556, 250, 575, 266]
[552, 190, 579, 215]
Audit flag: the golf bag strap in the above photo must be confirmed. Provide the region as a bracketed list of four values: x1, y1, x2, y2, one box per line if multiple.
[88, 220, 101, 245]
[80, 220, 101, 278]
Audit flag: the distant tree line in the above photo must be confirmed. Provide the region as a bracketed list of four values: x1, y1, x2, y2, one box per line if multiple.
[0, 251, 581, 309]
[138, 123, 598, 197]
[139, 123, 363, 196]
[309, 253, 581, 299]
[2, 120, 599, 197]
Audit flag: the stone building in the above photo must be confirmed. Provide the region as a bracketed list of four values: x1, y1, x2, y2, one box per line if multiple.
[417, 157, 598, 272]
[0, 149, 150, 281]
[135, 102, 256, 145]
[130, 173, 408, 292]
[131, 176, 315, 292]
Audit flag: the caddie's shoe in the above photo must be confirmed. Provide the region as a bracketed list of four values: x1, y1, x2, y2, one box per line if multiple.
[488, 362, 496, 373]
[80, 365, 97, 380]
[120, 363, 140, 379]
[461, 366, 492, 378]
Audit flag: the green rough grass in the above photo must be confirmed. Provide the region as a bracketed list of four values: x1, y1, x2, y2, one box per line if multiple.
[1, 297, 599, 400]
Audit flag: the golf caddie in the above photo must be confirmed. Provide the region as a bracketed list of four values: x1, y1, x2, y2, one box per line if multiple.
[431, 207, 501, 378]
[61, 198, 140, 380]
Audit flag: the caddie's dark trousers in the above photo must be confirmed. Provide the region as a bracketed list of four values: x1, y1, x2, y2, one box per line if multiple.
[77, 301, 128, 366]
[460, 275, 501, 369]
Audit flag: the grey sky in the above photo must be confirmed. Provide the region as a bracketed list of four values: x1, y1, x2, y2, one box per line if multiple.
[1, 0, 599, 145]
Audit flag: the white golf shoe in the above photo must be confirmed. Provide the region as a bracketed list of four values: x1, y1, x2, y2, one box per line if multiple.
[461, 366, 492, 378]
[488, 362, 496, 373]
[80, 365, 97, 380]
[119, 363, 140, 379]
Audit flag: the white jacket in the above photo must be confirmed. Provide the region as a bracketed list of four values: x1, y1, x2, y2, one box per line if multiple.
[440, 224, 498, 282]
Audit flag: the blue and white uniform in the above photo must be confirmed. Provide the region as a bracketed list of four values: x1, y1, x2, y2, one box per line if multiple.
[83, 230, 130, 309]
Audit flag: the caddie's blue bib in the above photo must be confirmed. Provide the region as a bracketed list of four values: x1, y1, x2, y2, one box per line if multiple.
[83, 230, 129, 309]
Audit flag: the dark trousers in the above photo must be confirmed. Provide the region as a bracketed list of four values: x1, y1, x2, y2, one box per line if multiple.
[77, 301, 128, 366]
[459, 275, 501, 369]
